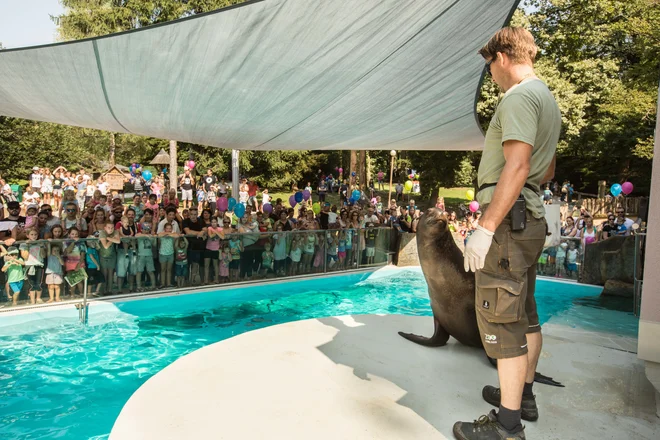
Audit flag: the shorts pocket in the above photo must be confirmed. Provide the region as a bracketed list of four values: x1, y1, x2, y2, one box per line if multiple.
[476, 271, 524, 324]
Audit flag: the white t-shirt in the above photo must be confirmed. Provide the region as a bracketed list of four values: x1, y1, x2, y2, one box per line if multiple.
[31, 173, 43, 189]
[81, 174, 91, 184]
[328, 212, 338, 224]
[262, 192, 270, 205]
[97, 182, 109, 195]
[363, 214, 379, 225]
[157, 219, 180, 234]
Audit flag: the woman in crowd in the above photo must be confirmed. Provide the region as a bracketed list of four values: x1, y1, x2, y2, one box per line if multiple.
[562, 215, 578, 237]
[579, 215, 598, 246]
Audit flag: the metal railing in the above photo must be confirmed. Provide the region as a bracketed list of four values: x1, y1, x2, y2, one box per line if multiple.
[633, 232, 646, 317]
[0, 227, 393, 314]
[537, 237, 584, 282]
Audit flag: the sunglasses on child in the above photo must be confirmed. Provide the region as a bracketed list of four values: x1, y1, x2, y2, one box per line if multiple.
[66, 208, 77, 213]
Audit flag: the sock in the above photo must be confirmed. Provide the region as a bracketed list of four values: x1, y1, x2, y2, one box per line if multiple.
[523, 381, 534, 397]
[497, 405, 521, 432]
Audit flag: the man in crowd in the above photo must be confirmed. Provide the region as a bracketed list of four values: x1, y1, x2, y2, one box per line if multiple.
[615, 206, 635, 235]
[179, 169, 195, 209]
[157, 207, 181, 233]
[182, 207, 205, 283]
[0, 201, 23, 246]
[202, 169, 217, 192]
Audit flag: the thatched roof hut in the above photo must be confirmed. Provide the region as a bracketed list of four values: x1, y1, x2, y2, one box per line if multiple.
[150, 149, 171, 166]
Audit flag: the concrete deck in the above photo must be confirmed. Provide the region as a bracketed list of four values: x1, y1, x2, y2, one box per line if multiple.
[111, 315, 659, 440]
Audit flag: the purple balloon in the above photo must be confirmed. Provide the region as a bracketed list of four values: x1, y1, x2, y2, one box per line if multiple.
[263, 203, 273, 214]
[302, 189, 311, 201]
[621, 181, 633, 195]
[289, 195, 297, 207]
[217, 196, 228, 211]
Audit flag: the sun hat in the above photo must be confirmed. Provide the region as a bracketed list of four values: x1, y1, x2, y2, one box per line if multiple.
[6, 246, 18, 255]
[32, 166, 39, 171]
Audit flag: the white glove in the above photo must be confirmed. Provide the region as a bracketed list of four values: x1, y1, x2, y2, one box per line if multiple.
[464, 224, 495, 272]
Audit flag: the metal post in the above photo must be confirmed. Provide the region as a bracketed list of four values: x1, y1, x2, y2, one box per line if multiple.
[169, 140, 178, 192]
[231, 149, 240, 200]
[323, 233, 327, 274]
[388, 150, 396, 207]
[356, 227, 361, 269]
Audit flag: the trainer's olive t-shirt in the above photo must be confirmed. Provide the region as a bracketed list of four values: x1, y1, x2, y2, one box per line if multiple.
[477, 79, 561, 219]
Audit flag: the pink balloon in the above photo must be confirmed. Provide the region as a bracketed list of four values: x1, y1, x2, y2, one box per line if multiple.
[188, 160, 195, 169]
[217, 197, 228, 211]
[338, 167, 343, 173]
[469, 201, 480, 213]
[621, 181, 633, 195]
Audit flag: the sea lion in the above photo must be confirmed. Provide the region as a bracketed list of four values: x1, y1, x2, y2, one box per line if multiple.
[398, 207, 562, 387]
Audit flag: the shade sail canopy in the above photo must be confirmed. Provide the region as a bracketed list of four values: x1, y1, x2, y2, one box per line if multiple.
[0, 0, 518, 151]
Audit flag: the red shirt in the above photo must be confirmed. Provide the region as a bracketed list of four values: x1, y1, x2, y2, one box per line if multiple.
[247, 183, 258, 197]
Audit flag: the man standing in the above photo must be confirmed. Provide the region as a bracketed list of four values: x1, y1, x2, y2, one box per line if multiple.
[202, 169, 217, 192]
[179, 170, 195, 210]
[182, 207, 205, 284]
[614, 206, 635, 236]
[456, 27, 561, 440]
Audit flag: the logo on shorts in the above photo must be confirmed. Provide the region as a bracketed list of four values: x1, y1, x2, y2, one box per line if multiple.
[482, 300, 490, 309]
[484, 334, 497, 344]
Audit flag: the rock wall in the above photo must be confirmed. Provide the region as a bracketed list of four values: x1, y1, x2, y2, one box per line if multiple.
[581, 236, 637, 297]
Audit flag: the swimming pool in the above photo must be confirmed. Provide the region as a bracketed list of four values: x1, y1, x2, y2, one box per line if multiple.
[0, 267, 637, 439]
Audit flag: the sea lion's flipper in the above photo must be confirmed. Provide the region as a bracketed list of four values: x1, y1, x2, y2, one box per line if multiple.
[487, 356, 564, 387]
[534, 372, 564, 387]
[398, 319, 450, 347]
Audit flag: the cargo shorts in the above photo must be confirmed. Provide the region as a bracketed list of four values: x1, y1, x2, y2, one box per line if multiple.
[475, 209, 547, 359]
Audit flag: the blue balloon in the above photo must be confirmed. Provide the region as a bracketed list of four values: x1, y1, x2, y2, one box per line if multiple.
[228, 197, 237, 211]
[352, 190, 361, 200]
[234, 203, 245, 218]
[611, 183, 622, 197]
[142, 170, 152, 181]
[294, 191, 303, 203]
[162, 167, 167, 173]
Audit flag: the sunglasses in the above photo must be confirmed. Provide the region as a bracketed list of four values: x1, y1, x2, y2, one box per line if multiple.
[485, 58, 495, 76]
[66, 209, 77, 213]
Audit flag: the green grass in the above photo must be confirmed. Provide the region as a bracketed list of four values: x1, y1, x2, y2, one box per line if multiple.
[437, 187, 473, 212]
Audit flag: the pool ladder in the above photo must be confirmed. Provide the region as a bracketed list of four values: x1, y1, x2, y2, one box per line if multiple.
[75, 279, 89, 325]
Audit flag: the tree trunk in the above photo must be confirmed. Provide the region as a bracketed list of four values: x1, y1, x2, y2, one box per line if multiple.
[358, 150, 367, 190]
[169, 140, 178, 192]
[109, 133, 116, 166]
[350, 150, 358, 186]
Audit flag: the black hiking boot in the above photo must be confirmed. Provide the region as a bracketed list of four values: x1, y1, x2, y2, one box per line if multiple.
[482, 385, 539, 422]
[453, 410, 525, 440]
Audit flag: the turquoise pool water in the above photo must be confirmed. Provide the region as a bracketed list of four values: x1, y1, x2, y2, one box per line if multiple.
[0, 268, 637, 439]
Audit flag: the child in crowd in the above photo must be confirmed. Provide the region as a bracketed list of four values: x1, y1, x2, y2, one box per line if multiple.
[76, 177, 87, 208]
[98, 195, 111, 216]
[288, 237, 302, 276]
[158, 223, 177, 288]
[364, 223, 378, 265]
[344, 229, 353, 268]
[135, 228, 156, 292]
[64, 227, 87, 298]
[207, 185, 218, 215]
[313, 232, 324, 272]
[46, 242, 64, 302]
[337, 230, 347, 270]
[272, 225, 288, 277]
[119, 215, 137, 256]
[175, 235, 189, 288]
[566, 241, 579, 279]
[145, 194, 160, 222]
[99, 221, 120, 295]
[328, 205, 338, 228]
[261, 242, 275, 277]
[20, 228, 47, 304]
[228, 234, 243, 282]
[555, 242, 567, 278]
[204, 217, 224, 284]
[196, 186, 206, 212]
[375, 196, 383, 214]
[85, 240, 104, 296]
[219, 242, 231, 283]
[435, 196, 445, 212]
[326, 231, 338, 269]
[1, 246, 25, 306]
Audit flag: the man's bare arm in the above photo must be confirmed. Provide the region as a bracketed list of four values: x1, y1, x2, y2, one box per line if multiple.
[540, 154, 556, 185]
[479, 140, 533, 232]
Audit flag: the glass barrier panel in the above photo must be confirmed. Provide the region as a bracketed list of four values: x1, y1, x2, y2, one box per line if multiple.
[538, 236, 583, 281]
[0, 227, 388, 311]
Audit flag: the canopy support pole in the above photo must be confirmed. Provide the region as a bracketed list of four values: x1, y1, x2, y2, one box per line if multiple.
[169, 140, 177, 192]
[232, 149, 240, 199]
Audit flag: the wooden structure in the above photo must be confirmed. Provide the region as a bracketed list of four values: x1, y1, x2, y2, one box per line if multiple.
[99, 165, 131, 191]
[577, 196, 643, 217]
[150, 149, 171, 166]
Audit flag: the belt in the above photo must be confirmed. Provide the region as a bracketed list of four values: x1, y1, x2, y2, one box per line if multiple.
[478, 182, 540, 196]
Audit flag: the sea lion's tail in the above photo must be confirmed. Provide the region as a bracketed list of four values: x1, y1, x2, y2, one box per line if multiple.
[487, 356, 564, 387]
[398, 319, 450, 347]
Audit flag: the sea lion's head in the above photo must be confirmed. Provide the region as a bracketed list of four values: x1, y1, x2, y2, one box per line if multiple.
[419, 207, 449, 237]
